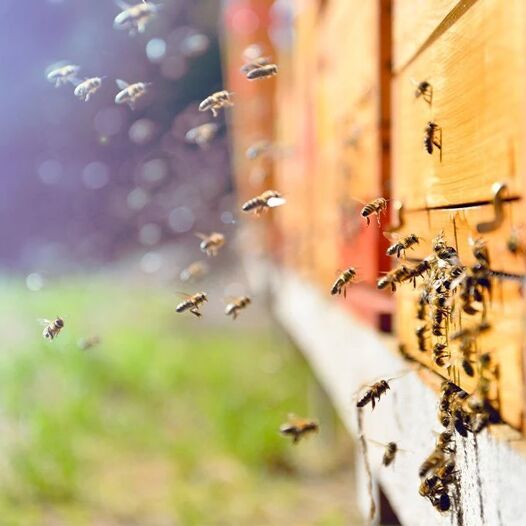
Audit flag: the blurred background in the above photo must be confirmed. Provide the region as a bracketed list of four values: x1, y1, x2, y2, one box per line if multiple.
[0, 1, 357, 524]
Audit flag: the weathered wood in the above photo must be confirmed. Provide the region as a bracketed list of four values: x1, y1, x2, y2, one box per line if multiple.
[392, 0, 526, 210]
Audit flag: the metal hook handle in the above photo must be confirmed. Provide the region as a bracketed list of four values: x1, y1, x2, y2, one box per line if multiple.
[476, 182, 508, 233]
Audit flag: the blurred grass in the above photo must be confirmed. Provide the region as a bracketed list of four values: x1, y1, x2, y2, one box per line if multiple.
[0, 275, 356, 526]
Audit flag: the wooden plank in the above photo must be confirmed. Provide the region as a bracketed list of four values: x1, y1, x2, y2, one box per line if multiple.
[392, 0, 526, 210]
[392, 0, 462, 71]
[392, 203, 526, 429]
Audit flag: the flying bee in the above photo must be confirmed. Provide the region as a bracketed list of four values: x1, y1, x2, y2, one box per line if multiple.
[361, 197, 388, 226]
[39, 317, 65, 341]
[382, 442, 398, 467]
[356, 380, 391, 410]
[245, 140, 272, 160]
[433, 343, 450, 368]
[470, 237, 490, 268]
[330, 267, 357, 298]
[180, 260, 209, 282]
[376, 265, 412, 292]
[46, 63, 80, 87]
[115, 79, 151, 110]
[408, 257, 435, 285]
[175, 292, 208, 317]
[240, 56, 271, 75]
[241, 190, 286, 215]
[199, 90, 234, 117]
[415, 324, 428, 352]
[113, 0, 159, 36]
[74, 77, 103, 102]
[413, 80, 432, 103]
[195, 232, 225, 257]
[279, 414, 319, 444]
[185, 123, 219, 148]
[246, 64, 279, 80]
[385, 233, 421, 258]
[77, 335, 101, 351]
[224, 296, 251, 320]
[424, 121, 441, 155]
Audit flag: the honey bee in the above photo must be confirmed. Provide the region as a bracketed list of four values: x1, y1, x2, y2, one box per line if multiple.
[279, 414, 319, 444]
[470, 237, 490, 268]
[175, 292, 208, 317]
[385, 233, 421, 258]
[435, 431, 454, 453]
[179, 260, 209, 282]
[360, 198, 388, 226]
[240, 56, 271, 75]
[46, 64, 80, 87]
[377, 264, 412, 292]
[115, 79, 151, 110]
[330, 267, 357, 297]
[382, 442, 398, 467]
[246, 64, 279, 80]
[113, 0, 159, 36]
[185, 123, 219, 148]
[245, 140, 272, 160]
[40, 317, 65, 341]
[356, 380, 391, 410]
[415, 324, 428, 352]
[413, 80, 432, 102]
[77, 335, 101, 351]
[433, 492, 452, 512]
[74, 77, 103, 102]
[241, 190, 286, 215]
[199, 90, 234, 117]
[431, 306, 449, 337]
[224, 296, 251, 320]
[195, 232, 225, 257]
[433, 343, 450, 368]
[408, 257, 435, 285]
[507, 228, 525, 255]
[432, 233, 459, 265]
[419, 448, 445, 478]
[441, 265, 465, 291]
[424, 121, 441, 155]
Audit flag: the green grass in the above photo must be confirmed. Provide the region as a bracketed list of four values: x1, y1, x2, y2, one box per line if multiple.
[0, 275, 356, 525]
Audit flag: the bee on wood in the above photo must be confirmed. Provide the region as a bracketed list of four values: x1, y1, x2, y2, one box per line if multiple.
[241, 190, 286, 215]
[46, 63, 80, 87]
[74, 77, 103, 102]
[385, 233, 421, 258]
[435, 431, 454, 453]
[78, 335, 101, 351]
[113, 0, 158, 36]
[195, 232, 225, 257]
[433, 492, 451, 512]
[40, 317, 65, 341]
[185, 123, 219, 148]
[240, 56, 271, 75]
[432, 233, 459, 265]
[441, 265, 465, 291]
[431, 306, 450, 337]
[416, 287, 431, 320]
[180, 260, 209, 282]
[415, 324, 428, 352]
[424, 121, 441, 155]
[224, 296, 251, 320]
[175, 292, 208, 317]
[433, 343, 450, 368]
[246, 64, 279, 80]
[279, 414, 319, 444]
[361, 197, 388, 226]
[436, 459, 456, 483]
[199, 90, 234, 117]
[419, 448, 445, 478]
[413, 80, 432, 103]
[356, 380, 391, 410]
[115, 79, 151, 110]
[330, 267, 357, 297]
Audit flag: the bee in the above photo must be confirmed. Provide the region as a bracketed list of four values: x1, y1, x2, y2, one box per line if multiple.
[115, 79, 151, 110]
[433, 492, 451, 512]
[180, 260, 209, 282]
[413, 80, 432, 102]
[419, 448, 445, 478]
[377, 264, 412, 292]
[431, 306, 449, 337]
[246, 64, 279, 80]
[224, 296, 251, 320]
[245, 140, 272, 160]
[436, 459, 456, 483]
[199, 90, 234, 117]
[470, 238, 490, 268]
[416, 288, 430, 320]
[77, 335, 101, 351]
[424, 121, 441, 155]
[330, 267, 357, 297]
[356, 380, 391, 410]
[240, 56, 271, 75]
[450, 321, 491, 341]
[185, 123, 219, 148]
[241, 190, 286, 215]
[419, 475, 439, 498]
[408, 257, 435, 284]
[46, 64, 80, 87]
[507, 228, 525, 255]
[415, 324, 428, 352]
[459, 339, 475, 377]
[382, 442, 398, 467]
[433, 343, 450, 368]
[74, 77, 103, 102]
[385, 233, 421, 258]
[40, 317, 65, 341]
[435, 431, 454, 453]
[432, 233, 459, 265]
[279, 414, 319, 444]
[113, 0, 159, 36]
[175, 292, 208, 317]
[360, 198, 388, 226]
[195, 232, 225, 257]
[441, 265, 465, 291]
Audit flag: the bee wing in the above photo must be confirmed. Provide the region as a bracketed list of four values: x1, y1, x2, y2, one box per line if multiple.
[266, 196, 286, 208]
[367, 438, 386, 448]
[116, 79, 129, 90]
[194, 232, 208, 241]
[116, 0, 131, 9]
[174, 291, 193, 299]
[37, 318, 51, 326]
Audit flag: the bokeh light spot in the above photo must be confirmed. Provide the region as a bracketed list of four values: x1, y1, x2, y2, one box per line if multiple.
[26, 273, 44, 291]
[82, 161, 110, 189]
[168, 206, 194, 233]
[146, 38, 167, 62]
[37, 159, 63, 185]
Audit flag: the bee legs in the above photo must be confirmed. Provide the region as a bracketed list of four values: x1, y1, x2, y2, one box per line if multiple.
[190, 308, 202, 318]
